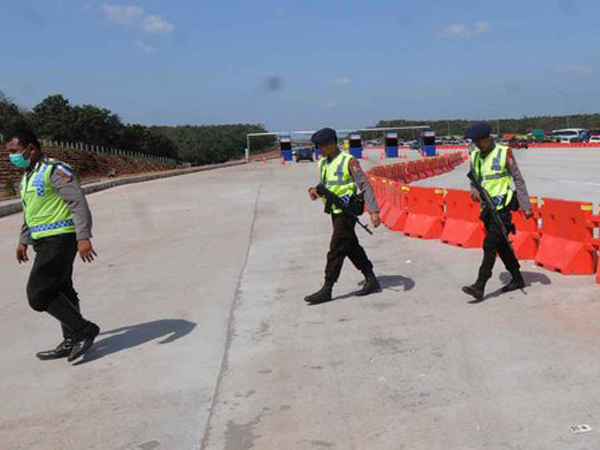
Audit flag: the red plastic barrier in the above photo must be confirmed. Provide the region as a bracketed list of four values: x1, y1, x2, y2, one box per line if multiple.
[382, 182, 403, 229]
[510, 197, 540, 260]
[403, 186, 446, 239]
[534, 198, 598, 275]
[387, 185, 410, 231]
[441, 189, 485, 248]
[406, 161, 421, 182]
[378, 179, 396, 224]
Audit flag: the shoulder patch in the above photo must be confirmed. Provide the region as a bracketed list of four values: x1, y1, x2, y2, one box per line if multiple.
[54, 164, 75, 183]
[348, 158, 361, 173]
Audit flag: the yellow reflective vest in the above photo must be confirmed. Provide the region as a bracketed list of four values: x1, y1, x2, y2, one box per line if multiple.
[318, 151, 357, 214]
[470, 144, 514, 210]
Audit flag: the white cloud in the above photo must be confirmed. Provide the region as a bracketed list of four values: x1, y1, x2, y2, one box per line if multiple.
[101, 4, 144, 24]
[323, 100, 338, 108]
[143, 14, 174, 34]
[554, 64, 593, 75]
[472, 21, 491, 34]
[333, 77, 351, 86]
[440, 21, 491, 38]
[136, 40, 155, 52]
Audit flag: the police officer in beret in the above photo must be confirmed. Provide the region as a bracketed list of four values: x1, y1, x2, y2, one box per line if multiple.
[462, 122, 533, 301]
[305, 127, 381, 304]
[8, 129, 100, 363]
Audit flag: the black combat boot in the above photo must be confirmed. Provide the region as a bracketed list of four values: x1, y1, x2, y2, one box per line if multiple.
[356, 270, 381, 297]
[68, 321, 101, 362]
[462, 283, 485, 301]
[36, 336, 74, 360]
[502, 271, 525, 292]
[305, 279, 334, 304]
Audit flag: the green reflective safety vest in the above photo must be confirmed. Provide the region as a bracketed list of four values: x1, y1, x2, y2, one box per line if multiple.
[21, 158, 76, 240]
[318, 151, 357, 214]
[470, 144, 514, 210]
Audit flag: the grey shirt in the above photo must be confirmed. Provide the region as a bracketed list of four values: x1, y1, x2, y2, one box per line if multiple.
[19, 156, 93, 245]
[318, 152, 380, 214]
[470, 147, 532, 211]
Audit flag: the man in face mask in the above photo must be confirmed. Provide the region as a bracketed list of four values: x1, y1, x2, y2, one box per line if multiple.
[7, 129, 100, 363]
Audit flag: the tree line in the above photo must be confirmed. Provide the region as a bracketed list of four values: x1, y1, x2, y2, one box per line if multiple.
[375, 115, 600, 139]
[0, 91, 274, 164]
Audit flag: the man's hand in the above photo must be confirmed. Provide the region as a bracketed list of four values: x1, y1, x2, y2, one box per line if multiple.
[471, 191, 482, 203]
[523, 209, 534, 220]
[370, 213, 381, 228]
[16, 244, 29, 264]
[78, 239, 97, 263]
[308, 187, 319, 201]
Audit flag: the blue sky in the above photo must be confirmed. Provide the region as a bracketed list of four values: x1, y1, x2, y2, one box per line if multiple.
[1, 0, 599, 131]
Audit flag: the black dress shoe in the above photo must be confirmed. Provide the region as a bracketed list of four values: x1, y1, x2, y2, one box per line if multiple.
[502, 275, 525, 292]
[68, 322, 100, 362]
[462, 284, 484, 301]
[356, 276, 381, 297]
[304, 284, 333, 304]
[36, 337, 74, 360]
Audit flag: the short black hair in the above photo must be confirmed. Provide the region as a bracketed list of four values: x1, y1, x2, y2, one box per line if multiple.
[6, 128, 41, 151]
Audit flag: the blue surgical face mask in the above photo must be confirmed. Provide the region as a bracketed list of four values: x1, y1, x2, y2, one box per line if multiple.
[9, 151, 31, 169]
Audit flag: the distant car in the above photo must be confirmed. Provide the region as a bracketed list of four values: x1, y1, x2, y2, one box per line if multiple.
[589, 136, 600, 143]
[293, 147, 315, 162]
[508, 140, 529, 149]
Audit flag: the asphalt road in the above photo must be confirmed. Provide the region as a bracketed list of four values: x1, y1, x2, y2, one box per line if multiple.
[1, 154, 600, 450]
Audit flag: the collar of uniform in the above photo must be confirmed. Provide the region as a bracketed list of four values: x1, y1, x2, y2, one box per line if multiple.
[326, 150, 344, 163]
[27, 153, 48, 174]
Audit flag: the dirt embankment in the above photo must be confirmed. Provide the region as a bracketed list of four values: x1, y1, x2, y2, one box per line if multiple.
[0, 144, 175, 197]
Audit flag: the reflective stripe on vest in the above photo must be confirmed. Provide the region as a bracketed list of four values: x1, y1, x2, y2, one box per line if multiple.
[318, 151, 357, 214]
[470, 144, 514, 210]
[21, 158, 76, 240]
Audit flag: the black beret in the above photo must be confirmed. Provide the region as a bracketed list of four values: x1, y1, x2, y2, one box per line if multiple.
[311, 127, 337, 145]
[464, 121, 492, 141]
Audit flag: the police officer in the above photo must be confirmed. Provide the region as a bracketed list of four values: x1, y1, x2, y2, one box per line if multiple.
[305, 127, 381, 304]
[8, 129, 100, 363]
[462, 122, 533, 301]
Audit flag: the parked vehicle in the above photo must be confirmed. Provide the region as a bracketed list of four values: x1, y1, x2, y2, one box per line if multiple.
[508, 139, 529, 149]
[551, 128, 590, 143]
[293, 147, 315, 162]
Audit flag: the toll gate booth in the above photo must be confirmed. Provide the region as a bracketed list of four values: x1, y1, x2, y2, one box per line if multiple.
[349, 133, 363, 159]
[279, 136, 293, 161]
[422, 131, 436, 157]
[385, 132, 399, 158]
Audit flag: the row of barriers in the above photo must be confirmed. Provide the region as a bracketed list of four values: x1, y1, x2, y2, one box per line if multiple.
[368, 157, 600, 285]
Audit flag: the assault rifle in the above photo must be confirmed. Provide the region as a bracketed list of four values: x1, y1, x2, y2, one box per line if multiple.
[315, 184, 373, 235]
[467, 169, 514, 251]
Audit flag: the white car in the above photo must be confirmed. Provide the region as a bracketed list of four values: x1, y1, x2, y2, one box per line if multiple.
[589, 136, 600, 143]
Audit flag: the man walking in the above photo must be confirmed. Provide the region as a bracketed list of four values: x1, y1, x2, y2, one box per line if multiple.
[462, 122, 533, 301]
[8, 129, 100, 363]
[305, 128, 381, 304]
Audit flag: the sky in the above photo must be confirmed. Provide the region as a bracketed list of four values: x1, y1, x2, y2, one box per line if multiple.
[1, 0, 599, 131]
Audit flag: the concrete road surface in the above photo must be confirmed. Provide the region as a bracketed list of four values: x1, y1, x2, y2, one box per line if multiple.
[1, 153, 600, 450]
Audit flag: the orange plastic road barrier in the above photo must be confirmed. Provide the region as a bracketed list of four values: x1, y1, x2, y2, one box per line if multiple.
[379, 179, 400, 224]
[406, 161, 421, 182]
[441, 189, 485, 248]
[510, 197, 540, 260]
[403, 186, 446, 239]
[280, 157, 286, 165]
[376, 179, 392, 221]
[384, 185, 410, 231]
[534, 198, 598, 275]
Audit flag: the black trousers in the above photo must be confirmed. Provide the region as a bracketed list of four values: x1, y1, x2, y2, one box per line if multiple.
[477, 207, 520, 283]
[28, 233, 83, 338]
[325, 213, 373, 283]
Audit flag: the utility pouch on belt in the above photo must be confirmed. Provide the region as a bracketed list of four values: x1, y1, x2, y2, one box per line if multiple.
[349, 193, 365, 216]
